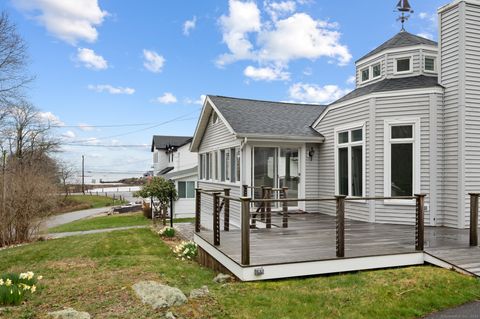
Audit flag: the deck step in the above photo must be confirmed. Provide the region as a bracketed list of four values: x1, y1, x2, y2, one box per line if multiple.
[425, 247, 480, 277]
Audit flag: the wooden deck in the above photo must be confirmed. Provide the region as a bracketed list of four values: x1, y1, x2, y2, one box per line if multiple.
[195, 212, 478, 281]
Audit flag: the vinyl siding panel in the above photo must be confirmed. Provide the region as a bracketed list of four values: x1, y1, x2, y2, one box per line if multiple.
[198, 114, 238, 153]
[386, 49, 422, 78]
[439, 4, 462, 228]
[197, 181, 242, 229]
[315, 100, 371, 222]
[464, 2, 480, 228]
[305, 143, 321, 212]
[374, 94, 433, 225]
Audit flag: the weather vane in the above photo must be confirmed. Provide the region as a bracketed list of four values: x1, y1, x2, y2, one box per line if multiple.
[396, 0, 414, 31]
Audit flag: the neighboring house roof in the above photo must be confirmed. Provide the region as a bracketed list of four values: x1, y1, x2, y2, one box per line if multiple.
[208, 95, 326, 138]
[151, 135, 192, 152]
[330, 75, 442, 105]
[357, 31, 438, 62]
[157, 167, 174, 176]
[163, 166, 198, 180]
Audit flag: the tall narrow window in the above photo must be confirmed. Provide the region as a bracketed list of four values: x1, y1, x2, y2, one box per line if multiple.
[361, 68, 369, 82]
[199, 154, 204, 180]
[236, 147, 241, 183]
[390, 125, 414, 196]
[336, 126, 364, 197]
[372, 63, 381, 78]
[220, 150, 226, 182]
[225, 149, 230, 181]
[230, 148, 236, 183]
[214, 152, 218, 181]
[205, 153, 210, 180]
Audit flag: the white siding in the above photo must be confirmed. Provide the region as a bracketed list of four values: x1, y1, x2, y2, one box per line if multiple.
[197, 181, 242, 228]
[439, 4, 463, 228]
[315, 100, 371, 221]
[198, 113, 237, 153]
[173, 143, 197, 171]
[173, 176, 196, 218]
[305, 143, 321, 212]
[464, 2, 480, 228]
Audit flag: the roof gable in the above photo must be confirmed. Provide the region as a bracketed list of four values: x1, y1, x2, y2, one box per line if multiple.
[357, 31, 437, 63]
[151, 135, 192, 152]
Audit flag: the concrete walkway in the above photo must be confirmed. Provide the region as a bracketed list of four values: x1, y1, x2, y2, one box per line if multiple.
[43, 207, 110, 229]
[49, 225, 148, 238]
[423, 301, 480, 318]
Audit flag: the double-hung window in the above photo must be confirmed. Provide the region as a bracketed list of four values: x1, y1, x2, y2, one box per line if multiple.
[384, 119, 420, 199]
[335, 124, 365, 197]
[178, 181, 195, 199]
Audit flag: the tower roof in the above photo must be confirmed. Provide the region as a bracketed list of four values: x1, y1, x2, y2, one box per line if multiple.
[357, 31, 437, 63]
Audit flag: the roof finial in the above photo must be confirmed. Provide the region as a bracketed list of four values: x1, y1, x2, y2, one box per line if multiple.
[396, 0, 414, 31]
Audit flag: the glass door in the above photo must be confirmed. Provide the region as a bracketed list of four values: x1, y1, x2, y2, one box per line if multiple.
[278, 148, 299, 207]
[253, 147, 277, 202]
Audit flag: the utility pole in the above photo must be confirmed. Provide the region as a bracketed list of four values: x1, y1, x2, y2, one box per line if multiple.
[1, 150, 7, 220]
[82, 155, 85, 194]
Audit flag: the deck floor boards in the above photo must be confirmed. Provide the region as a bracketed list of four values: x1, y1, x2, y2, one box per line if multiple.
[197, 213, 476, 268]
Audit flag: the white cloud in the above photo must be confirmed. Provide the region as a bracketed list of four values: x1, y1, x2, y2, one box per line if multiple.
[155, 93, 178, 104]
[88, 84, 135, 95]
[217, 0, 262, 67]
[183, 16, 197, 36]
[417, 32, 433, 40]
[13, 0, 108, 45]
[76, 48, 108, 70]
[258, 13, 350, 66]
[143, 49, 165, 73]
[62, 130, 76, 139]
[244, 65, 289, 81]
[346, 75, 356, 85]
[289, 82, 351, 104]
[264, 1, 296, 21]
[216, 0, 351, 80]
[37, 111, 64, 126]
[186, 94, 207, 105]
[78, 123, 95, 131]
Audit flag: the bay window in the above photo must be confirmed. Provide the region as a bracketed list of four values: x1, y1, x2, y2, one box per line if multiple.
[335, 124, 365, 197]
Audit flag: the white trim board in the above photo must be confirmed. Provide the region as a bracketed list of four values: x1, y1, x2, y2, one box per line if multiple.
[356, 44, 438, 67]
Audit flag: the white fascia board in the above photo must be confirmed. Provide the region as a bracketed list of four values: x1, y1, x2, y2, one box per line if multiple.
[237, 133, 325, 143]
[312, 87, 444, 130]
[190, 98, 211, 152]
[356, 45, 438, 67]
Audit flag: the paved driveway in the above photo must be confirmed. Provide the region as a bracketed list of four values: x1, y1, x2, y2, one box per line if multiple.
[423, 301, 480, 318]
[43, 207, 109, 229]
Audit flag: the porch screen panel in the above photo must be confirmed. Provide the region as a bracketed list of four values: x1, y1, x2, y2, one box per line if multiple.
[391, 144, 413, 196]
[338, 148, 348, 196]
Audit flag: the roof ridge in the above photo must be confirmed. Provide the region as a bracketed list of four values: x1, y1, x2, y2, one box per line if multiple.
[209, 95, 325, 107]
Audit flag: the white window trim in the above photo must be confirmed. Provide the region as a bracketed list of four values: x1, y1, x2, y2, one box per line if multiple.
[360, 63, 382, 84]
[334, 121, 366, 199]
[394, 55, 413, 75]
[383, 118, 421, 205]
[424, 55, 437, 74]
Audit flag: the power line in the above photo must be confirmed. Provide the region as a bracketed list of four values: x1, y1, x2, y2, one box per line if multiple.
[52, 122, 158, 128]
[63, 144, 149, 148]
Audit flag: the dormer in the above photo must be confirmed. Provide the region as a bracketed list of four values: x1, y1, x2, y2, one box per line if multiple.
[355, 31, 438, 88]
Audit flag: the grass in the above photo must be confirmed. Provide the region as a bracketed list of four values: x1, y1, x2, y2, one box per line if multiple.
[48, 212, 195, 233]
[53, 195, 128, 215]
[0, 229, 479, 318]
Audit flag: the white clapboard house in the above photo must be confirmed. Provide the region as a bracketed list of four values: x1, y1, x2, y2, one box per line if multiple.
[151, 135, 197, 217]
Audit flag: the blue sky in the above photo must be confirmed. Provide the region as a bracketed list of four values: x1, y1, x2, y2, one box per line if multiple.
[1, 0, 445, 182]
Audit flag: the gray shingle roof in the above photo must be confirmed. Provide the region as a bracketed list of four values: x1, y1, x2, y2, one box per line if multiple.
[208, 95, 326, 138]
[330, 75, 442, 105]
[357, 31, 437, 62]
[151, 135, 192, 152]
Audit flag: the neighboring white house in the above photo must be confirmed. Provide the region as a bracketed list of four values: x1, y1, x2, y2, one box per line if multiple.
[190, 0, 480, 230]
[151, 135, 197, 217]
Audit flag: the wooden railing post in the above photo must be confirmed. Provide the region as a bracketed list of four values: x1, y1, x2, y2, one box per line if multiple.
[241, 197, 251, 265]
[224, 188, 230, 231]
[195, 188, 202, 233]
[469, 193, 479, 247]
[282, 187, 289, 228]
[260, 186, 266, 222]
[242, 185, 248, 197]
[264, 187, 272, 228]
[336, 195, 346, 258]
[415, 194, 426, 251]
[213, 192, 221, 246]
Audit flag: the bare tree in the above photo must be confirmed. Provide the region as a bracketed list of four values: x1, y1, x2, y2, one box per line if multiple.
[58, 161, 76, 199]
[0, 11, 33, 108]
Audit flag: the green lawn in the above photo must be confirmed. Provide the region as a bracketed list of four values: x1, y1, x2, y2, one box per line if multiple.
[48, 212, 195, 233]
[0, 229, 479, 318]
[53, 195, 128, 215]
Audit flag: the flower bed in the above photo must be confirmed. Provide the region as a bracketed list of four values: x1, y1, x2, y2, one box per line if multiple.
[172, 241, 198, 261]
[157, 226, 176, 238]
[0, 272, 41, 306]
